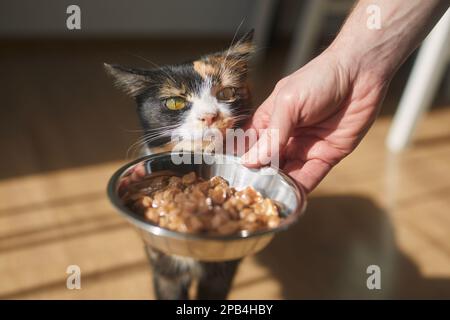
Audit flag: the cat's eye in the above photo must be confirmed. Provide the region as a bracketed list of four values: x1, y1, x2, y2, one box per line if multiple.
[165, 97, 186, 110]
[216, 87, 236, 102]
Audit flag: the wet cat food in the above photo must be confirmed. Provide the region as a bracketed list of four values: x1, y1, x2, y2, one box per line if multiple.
[121, 172, 282, 235]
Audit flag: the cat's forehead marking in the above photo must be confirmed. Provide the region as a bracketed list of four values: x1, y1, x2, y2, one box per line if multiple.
[193, 58, 241, 88]
[193, 60, 215, 79]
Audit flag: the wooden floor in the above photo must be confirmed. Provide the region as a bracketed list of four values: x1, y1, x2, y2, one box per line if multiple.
[0, 39, 449, 299]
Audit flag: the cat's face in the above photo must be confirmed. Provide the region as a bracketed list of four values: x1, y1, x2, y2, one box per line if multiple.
[105, 30, 254, 149]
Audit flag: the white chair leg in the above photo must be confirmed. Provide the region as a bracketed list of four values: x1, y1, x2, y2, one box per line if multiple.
[284, 0, 327, 75]
[386, 9, 450, 153]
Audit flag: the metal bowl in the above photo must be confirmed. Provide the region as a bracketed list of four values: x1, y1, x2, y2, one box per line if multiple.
[107, 152, 307, 261]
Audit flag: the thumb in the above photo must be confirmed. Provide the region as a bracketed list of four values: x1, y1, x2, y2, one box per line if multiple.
[242, 94, 296, 167]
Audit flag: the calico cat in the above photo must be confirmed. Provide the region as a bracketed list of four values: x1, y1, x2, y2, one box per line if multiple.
[105, 30, 254, 300]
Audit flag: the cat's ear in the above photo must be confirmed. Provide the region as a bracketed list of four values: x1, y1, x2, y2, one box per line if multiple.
[104, 63, 150, 97]
[226, 29, 255, 60]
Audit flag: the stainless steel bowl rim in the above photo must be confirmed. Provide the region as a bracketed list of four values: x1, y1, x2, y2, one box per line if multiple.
[107, 152, 307, 242]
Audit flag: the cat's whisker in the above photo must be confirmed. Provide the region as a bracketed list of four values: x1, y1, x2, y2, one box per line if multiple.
[131, 124, 180, 140]
[125, 125, 182, 159]
[123, 128, 146, 133]
[219, 54, 249, 79]
[219, 20, 245, 77]
[230, 113, 252, 120]
[159, 67, 179, 87]
[230, 113, 252, 119]
[229, 113, 253, 124]
[135, 130, 173, 145]
[122, 124, 178, 134]
[133, 132, 166, 145]
[145, 124, 180, 133]
[131, 53, 162, 69]
[131, 53, 178, 84]
[126, 132, 168, 158]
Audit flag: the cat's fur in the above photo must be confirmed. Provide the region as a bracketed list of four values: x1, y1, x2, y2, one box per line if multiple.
[105, 30, 254, 300]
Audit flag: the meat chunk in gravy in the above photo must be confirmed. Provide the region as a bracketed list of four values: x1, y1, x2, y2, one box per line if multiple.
[122, 172, 282, 235]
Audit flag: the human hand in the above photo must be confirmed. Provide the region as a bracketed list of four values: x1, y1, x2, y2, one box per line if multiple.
[241, 0, 449, 193]
[242, 49, 389, 193]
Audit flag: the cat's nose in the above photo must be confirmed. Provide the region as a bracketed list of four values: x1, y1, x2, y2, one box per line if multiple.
[199, 113, 218, 126]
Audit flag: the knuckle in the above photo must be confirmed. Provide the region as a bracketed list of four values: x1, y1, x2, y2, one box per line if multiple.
[276, 90, 297, 106]
[274, 77, 288, 91]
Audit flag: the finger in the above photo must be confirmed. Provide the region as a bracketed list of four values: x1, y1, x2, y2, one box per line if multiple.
[131, 163, 146, 181]
[284, 135, 326, 162]
[242, 94, 297, 167]
[240, 91, 276, 160]
[242, 92, 276, 132]
[283, 158, 332, 193]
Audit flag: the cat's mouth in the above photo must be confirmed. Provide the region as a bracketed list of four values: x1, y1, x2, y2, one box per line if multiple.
[176, 117, 236, 139]
[210, 117, 235, 133]
[167, 117, 239, 153]
[148, 113, 250, 154]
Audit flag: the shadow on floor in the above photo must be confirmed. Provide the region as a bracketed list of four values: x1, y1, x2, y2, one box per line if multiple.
[256, 195, 450, 299]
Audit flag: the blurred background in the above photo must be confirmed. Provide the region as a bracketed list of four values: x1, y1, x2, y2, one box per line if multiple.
[0, 0, 449, 299]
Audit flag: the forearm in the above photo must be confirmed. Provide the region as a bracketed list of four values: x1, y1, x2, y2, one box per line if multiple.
[328, 0, 449, 82]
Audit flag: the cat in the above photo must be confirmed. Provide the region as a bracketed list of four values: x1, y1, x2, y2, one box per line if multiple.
[105, 30, 254, 300]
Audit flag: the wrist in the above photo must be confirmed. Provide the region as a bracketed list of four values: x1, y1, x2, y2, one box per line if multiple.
[325, 0, 447, 89]
[319, 39, 390, 116]
[325, 36, 393, 89]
